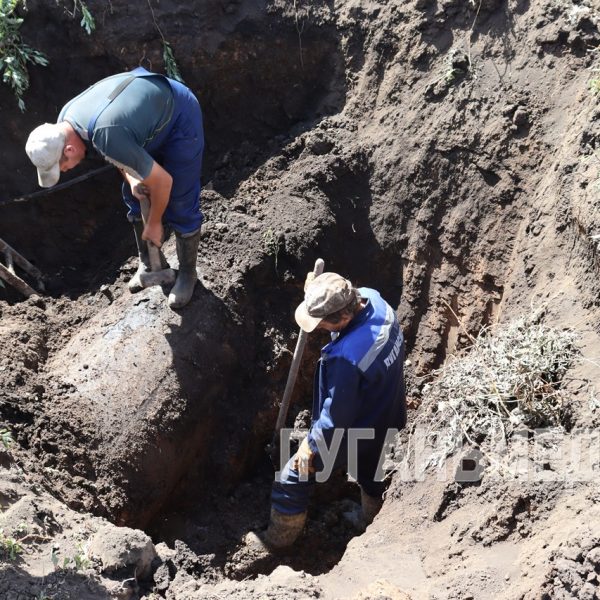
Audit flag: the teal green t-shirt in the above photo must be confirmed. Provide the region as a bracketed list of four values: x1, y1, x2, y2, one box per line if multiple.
[58, 73, 174, 180]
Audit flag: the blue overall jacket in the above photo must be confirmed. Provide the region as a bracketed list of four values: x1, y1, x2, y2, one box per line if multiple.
[307, 287, 406, 457]
[271, 287, 406, 514]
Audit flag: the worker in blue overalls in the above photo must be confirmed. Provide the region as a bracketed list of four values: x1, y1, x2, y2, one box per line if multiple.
[25, 67, 204, 309]
[246, 272, 407, 552]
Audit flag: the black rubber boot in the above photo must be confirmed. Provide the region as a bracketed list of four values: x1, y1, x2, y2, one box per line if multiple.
[128, 220, 169, 293]
[168, 229, 201, 308]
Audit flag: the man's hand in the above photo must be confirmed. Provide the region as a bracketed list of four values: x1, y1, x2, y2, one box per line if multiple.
[131, 182, 150, 202]
[142, 222, 164, 248]
[123, 172, 148, 201]
[123, 163, 172, 249]
[293, 436, 315, 478]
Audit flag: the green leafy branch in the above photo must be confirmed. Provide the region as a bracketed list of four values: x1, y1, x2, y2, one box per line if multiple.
[65, 0, 96, 36]
[0, 1, 96, 110]
[146, 0, 184, 82]
[162, 40, 183, 83]
[0, 0, 48, 111]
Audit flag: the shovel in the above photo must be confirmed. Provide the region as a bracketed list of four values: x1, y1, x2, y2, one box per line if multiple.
[268, 257, 325, 467]
[138, 196, 176, 288]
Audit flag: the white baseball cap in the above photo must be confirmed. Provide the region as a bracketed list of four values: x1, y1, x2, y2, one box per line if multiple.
[25, 123, 65, 187]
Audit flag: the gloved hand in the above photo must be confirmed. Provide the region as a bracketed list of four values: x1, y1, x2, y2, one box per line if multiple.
[293, 436, 315, 478]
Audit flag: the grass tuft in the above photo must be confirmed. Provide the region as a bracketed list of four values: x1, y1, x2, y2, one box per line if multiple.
[0, 528, 22, 560]
[262, 228, 281, 273]
[0, 428, 13, 449]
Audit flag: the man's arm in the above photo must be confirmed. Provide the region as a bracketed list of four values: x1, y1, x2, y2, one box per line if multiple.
[140, 161, 173, 247]
[93, 127, 172, 246]
[123, 162, 173, 247]
[307, 357, 362, 454]
[295, 357, 361, 476]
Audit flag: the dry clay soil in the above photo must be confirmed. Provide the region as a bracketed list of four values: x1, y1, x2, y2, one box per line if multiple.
[1, 0, 600, 599]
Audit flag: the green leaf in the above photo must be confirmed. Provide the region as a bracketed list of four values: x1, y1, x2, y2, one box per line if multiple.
[162, 41, 184, 83]
[79, 2, 95, 35]
[0, 428, 13, 448]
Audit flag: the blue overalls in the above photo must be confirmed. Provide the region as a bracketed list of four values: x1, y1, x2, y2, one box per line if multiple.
[86, 67, 204, 234]
[271, 288, 407, 515]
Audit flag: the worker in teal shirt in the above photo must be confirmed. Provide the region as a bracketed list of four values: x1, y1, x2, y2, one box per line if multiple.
[25, 67, 204, 309]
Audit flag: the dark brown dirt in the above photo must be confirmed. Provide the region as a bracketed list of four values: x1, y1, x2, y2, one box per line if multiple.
[1, 0, 600, 598]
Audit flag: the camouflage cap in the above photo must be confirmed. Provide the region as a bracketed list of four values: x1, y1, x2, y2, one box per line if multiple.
[295, 272, 355, 332]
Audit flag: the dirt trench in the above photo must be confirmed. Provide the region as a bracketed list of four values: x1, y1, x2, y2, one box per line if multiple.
[1, 0, 600, 598]
[1, 0, 347, 503]
[0, 0, 369, 585]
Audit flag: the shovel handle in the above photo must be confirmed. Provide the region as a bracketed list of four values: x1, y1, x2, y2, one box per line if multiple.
[146, 242, 163, 272]
[273, 258, 325, 437]
[139, 196, 163, 272]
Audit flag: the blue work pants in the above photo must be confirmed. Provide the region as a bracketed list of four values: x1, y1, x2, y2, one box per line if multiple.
[271, 435, 387, 515]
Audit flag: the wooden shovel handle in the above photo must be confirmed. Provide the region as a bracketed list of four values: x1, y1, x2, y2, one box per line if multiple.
[273, 258, 325, 436]
[138, 196, 162, 272]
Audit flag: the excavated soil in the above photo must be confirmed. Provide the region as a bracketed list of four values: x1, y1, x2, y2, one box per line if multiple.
[1, 0, 600, 598]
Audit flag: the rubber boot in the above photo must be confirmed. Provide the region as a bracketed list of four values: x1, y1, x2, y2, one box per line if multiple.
[168, 229, 201, 308]
[227, 509, 306, 578]
[264, 508, 307, 548]
[244, 508, 307, 552]
[360, 488, 383, 527]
